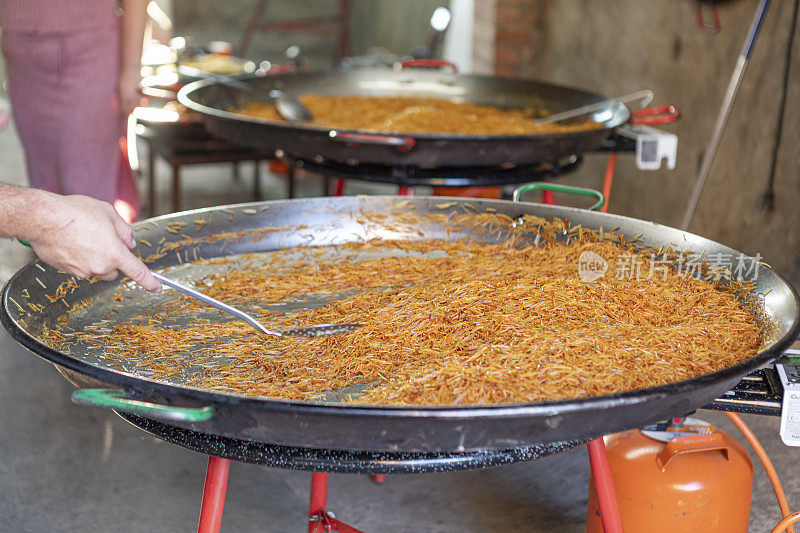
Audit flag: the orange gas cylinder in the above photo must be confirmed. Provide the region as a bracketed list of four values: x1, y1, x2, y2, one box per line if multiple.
[586, 419, 753, 533]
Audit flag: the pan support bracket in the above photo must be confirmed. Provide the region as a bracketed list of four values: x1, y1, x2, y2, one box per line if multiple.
[596, 126, 678, 171]
[704, 367, 784, 416]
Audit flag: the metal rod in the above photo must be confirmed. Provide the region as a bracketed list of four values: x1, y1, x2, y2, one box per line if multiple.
[680, 0, 772, 230]
[600, 153, 617, 213]
[197, 456, 231, 533]
[587, 438, 624, 533]
[178, 65, 257, 92]
[533, 90, 653, 126]
[334, 178, 346, 196]
[179, 64, 313, 121]
[308, 472, 329, 533]
[151, 272, 279, 336]
[152, 273, 361, 338]
[542, 184, 555, 205]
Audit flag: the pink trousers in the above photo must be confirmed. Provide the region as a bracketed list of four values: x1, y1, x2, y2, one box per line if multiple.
[2, 25, 140, 215]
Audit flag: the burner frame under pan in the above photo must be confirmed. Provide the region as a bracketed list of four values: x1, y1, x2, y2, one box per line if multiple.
[285, 154, 583, 189]
[120, 413, 585, 474]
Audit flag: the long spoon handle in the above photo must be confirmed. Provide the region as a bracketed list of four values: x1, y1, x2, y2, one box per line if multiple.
[178, 65, 311, 121]
[178, 65, 256, 92]
[151, 272, 279, 336]
[534, 89, 654, 125]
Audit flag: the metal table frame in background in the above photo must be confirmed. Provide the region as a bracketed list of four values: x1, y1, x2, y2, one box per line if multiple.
[140, 129, 274, 216]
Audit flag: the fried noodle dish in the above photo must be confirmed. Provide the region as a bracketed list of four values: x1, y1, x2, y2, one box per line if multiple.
[41, 210, 764, 406]
[234, 95, 602, 135]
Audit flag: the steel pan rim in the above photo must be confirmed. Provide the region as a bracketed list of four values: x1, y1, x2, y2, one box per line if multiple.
[176, 73, 631, 142]
[3, 196, 799, 420]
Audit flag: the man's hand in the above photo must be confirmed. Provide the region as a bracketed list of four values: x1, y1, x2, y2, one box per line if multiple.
[118, 68, 143, 117]
[0, 186, 161, 292]
[119, 0, 149, 117]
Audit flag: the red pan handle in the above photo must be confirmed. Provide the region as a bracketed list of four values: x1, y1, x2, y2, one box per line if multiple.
[399, 59, 459, 73]
[264, 63, 298, 75]
[696, 3, 721, 33]
[630, 105, 681, 125]
[328, 131, 416, 152]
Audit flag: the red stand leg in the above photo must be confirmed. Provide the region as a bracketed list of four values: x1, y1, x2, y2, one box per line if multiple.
[542, 187, 555, 205]
[587, 438, 624, 533]
[308, 472, 365, 533]
[309, 472, 329, 533]
[198, 456, 231, 533]
[397, 186, 414, 196]
[334, 179, 346, 196]
[599, 153, 617, 213]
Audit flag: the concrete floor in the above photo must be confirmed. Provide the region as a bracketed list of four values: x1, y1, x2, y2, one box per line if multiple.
[0, 117, 799, 532]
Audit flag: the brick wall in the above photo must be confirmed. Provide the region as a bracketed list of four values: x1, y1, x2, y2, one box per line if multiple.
[473, 0, 543, 76]
[472, 0, 497, 74]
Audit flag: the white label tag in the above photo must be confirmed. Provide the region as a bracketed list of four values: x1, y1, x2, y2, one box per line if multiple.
[776, 363, 800, 446]
[780, 391, 800, 446]
[615, 125, 678, 171]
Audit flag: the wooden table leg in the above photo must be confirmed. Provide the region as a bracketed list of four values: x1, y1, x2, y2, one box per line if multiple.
[288, 166, 296, 199]
[253, 160, 261, 201]
[172, 164, 181, 213]
[232, 161, 240, 183]
[147, 141, 156, 218]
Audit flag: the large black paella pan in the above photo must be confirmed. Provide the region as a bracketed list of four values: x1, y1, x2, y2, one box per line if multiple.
[2, 196, 798, 453]
[176, 69, 630, 167]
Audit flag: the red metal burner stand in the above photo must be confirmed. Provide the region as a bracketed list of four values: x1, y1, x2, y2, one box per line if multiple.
[198, 456, 231, 533]
[196, 458, 365, 533]
[587, 438, 623, 532]
[195, 445, 622, 533]
[308, 472, 365, 533]
[332, 179, 413, 197]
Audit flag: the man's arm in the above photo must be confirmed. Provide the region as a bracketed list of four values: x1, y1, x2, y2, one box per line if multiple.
[119, 0, 149, 116]
[0, 184, 161, 292]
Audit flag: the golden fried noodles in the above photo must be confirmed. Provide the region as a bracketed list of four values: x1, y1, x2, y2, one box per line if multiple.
[235, 95, 602, 135]
[42, 215, 764, 406]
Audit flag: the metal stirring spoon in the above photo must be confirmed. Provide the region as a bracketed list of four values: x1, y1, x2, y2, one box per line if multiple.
[273, 91, 313, 122]
[178, 65, 313, 122]
[533, 89, 653, 125]
[151, 272, 360, 338]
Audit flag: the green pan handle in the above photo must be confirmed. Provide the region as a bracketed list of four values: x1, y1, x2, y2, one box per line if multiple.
[72, 388, 215, 423]
[512, 183, 606, 211]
